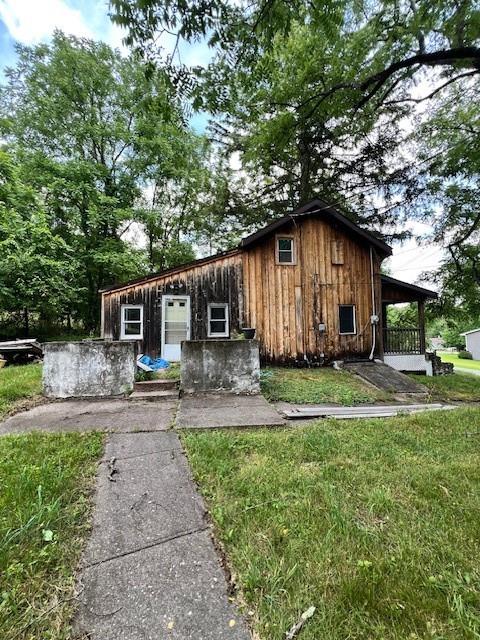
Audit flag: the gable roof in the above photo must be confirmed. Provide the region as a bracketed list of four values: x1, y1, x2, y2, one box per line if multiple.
[381, 274, 438, 300]
[239, 198, 392, 257]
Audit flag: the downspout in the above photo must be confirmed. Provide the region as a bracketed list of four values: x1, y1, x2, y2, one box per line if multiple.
[369, 247, 377, 361]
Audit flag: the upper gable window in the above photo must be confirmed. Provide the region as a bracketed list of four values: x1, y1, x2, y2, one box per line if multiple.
[276, 236, 295, 265]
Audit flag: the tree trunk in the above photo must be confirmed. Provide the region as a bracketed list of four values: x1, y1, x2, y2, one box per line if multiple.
[298, 132, 313, 205]
[23, 308, 29, 337]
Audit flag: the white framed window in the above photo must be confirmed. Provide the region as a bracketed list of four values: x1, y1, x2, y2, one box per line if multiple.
[207, 303, 229, 337]
[276, 235, 296, 264]
[120, 304, 143, 339]
[339, 305, 356, 335]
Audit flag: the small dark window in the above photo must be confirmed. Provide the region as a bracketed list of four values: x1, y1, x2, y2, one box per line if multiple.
[339, 305, 356, 335]
[208, 303, 229, 337]
[168, 301, 174, 307]
[179, 301, 186, 307]
[277, 237, 295, 264]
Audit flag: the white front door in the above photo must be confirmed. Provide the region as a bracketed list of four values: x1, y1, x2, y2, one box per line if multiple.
[161, 296, 190, 361]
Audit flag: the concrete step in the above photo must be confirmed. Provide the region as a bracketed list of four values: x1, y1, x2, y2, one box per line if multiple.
[129, 390, 179, 401]
[133, 379, 178, 392]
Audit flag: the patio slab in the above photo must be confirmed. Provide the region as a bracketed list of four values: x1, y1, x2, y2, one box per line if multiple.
[0, 399, 176, 435]
[176, 393, 286, 429]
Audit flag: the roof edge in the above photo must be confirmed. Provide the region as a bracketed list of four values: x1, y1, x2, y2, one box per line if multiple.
[100, 248, 242, 294]
[381, 274, 438, 299]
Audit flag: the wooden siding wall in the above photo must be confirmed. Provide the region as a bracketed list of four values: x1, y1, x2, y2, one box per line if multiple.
[242, 218, 383, 363]
[102, 253, 243, 357]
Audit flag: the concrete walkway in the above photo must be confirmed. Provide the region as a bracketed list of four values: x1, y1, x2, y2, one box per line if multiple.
[0, 399, 176, 434]
[74, 431, 250, 640]
[176, 393, 286, 429]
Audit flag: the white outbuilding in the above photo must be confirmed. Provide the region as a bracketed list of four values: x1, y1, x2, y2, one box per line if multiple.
[461, 328, 480, 360]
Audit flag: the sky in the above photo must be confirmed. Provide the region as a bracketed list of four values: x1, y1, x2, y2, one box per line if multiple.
[0, 0, 443, 285]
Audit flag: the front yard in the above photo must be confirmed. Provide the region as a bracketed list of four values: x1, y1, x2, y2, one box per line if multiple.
[0, 431, 104, 639]
[183, 408, 480, 640]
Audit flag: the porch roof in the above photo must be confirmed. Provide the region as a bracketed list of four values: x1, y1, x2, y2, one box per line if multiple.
[381, 275, 438, 304]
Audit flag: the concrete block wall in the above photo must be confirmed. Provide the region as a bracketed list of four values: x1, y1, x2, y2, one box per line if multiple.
[43, 341, 136, 398]
[181, 340, 260, 394]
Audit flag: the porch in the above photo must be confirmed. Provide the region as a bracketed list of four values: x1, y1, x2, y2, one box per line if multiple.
[380, 275, 437, 373]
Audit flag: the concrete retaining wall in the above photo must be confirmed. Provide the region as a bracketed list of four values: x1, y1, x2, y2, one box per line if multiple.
[181, 340, 260, 394]
[43, 341, 136, 398]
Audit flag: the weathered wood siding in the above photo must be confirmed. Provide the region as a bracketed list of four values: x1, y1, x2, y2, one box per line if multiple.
[242, 217, 383, 363]
[102, 252, 244, 357]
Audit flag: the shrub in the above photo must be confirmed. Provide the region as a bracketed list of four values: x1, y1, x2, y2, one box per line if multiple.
[458, 350, 473, 360]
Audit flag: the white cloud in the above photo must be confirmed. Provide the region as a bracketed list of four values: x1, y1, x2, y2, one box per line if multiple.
[0, 0, 94, 44]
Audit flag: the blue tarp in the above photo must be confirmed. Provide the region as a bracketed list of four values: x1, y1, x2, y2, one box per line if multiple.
[138, 355, 170, 370]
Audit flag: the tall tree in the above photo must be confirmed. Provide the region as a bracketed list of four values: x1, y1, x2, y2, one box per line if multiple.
[0, 151, 77, 335]
[0, 31, 197, 329]
[133, 121, 213, 271]
[111, 1, 480, 229]
[413, 79, 480, 320]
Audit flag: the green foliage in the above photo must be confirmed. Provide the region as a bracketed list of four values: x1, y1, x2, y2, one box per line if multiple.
[0, 151, 78, 332]
[183, 407, 480, 639]
[0, 32, 213, 331]
[386, 303, 418, 328]
[459, 350, 473, 360]
[0, 431, 103, 639]
[111, 0, 480, 236]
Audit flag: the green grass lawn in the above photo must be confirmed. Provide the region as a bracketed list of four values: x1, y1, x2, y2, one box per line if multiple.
[183, 408, 480, 640]
[261, 366, 388, 405]
[0, 363, 42, 420]
[437, 352, 480, 371]
[410, 372, 480, 402]
[0, 432, 104, 639]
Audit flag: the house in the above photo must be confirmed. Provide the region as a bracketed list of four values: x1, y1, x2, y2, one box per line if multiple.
[100, 198, 437, 372]
[461, 328, 480, 360]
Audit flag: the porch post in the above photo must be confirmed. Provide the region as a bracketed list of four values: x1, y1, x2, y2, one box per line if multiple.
[418, 299, 426, 354]
[378, 302, 388, 359]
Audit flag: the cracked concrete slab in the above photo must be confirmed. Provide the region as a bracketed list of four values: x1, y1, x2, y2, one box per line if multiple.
[74, 431, 250, 640]
[83, 433, 205, 565]
[176, 393, 286, 428]
[0, 399, 176, 435]
[74, 529, 250, 640]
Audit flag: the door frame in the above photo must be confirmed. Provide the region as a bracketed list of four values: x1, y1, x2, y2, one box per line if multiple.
[161, 294, 191, 361]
